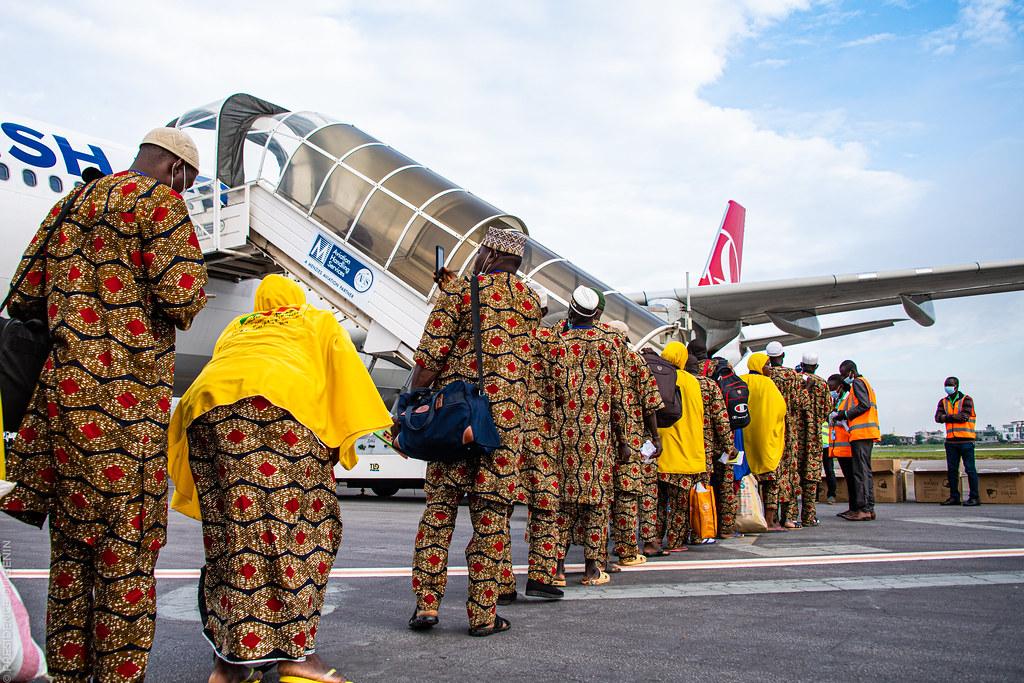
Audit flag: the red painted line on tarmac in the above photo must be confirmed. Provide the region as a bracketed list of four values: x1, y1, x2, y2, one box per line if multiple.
[7, 547, 1023, 580]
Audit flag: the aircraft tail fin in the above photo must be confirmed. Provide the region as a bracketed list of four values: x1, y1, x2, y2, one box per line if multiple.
[698, 200, 745, 286]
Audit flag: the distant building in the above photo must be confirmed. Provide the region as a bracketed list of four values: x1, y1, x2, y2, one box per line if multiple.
[915, 429, 945, 445]
[1002, 421, 1024, 443]
[977, 424, 1001, 444]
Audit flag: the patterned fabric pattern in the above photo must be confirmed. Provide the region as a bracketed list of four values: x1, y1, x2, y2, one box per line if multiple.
[413, 272, 542, 505]
[188, 397, 340, 664]
[611, 491, 640, 558]
[412, 486, 510, 628]
[552, 325, 624, 508]
[765, 365, 809, 506]
[557, 503, 610, 562]
[658, 474, 704, 548]
[638, 461, 661, 544]
[610, 343, 663, 493]
[516, 326, 561, 510]
[711, 459, 737, 536]
[0, 171, 207, 681]
[799, 373, 832, 482]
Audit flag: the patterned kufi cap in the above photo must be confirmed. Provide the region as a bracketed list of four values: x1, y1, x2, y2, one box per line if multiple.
[481, 227, 527, 257]
[142, 127, 200, 170]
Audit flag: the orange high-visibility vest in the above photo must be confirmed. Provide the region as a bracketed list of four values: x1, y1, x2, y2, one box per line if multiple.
[943, 396, 976, 440]
[830, 420, 851, 458]
[839, 376, 881, 442]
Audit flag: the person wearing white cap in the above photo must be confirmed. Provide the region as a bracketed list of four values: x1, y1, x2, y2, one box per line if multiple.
[795, 351, 832, 526]
[763, 341, 810, 529]
[1, 127, 208, 681]
[552, 286, 629, 587]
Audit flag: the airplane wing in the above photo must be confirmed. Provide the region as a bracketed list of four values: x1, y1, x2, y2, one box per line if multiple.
[739, 318, 904, 354]
[632, 259, 1024, 334]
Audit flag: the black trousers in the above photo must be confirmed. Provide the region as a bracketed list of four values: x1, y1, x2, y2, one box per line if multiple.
[849, 440, 875, 512]
[836, 456, 854, 506]
[945, 440, 979, 501]
[822, 447, 837, 498]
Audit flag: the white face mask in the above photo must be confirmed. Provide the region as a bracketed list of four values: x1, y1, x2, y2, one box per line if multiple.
[944, 386, 956, 395]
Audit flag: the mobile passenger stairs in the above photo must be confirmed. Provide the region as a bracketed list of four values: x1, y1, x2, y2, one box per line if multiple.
[173, 94, 677, 495]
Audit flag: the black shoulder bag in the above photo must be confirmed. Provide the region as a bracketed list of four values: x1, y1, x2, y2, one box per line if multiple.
[0, 187, 86, 431]
[394, 275, 502, 462]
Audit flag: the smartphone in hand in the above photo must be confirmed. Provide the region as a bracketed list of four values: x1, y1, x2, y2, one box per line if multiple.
[435, 245, 445, 278]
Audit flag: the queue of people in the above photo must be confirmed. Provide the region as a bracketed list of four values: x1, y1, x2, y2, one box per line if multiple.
[400, 233, 883, 640]
[0, 126, 888, 682]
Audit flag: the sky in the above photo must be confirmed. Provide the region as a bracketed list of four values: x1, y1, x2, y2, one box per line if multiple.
[2, 0, 1022, 435]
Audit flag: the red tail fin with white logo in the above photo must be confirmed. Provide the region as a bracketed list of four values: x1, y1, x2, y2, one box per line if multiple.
[698, 200, 745, 286]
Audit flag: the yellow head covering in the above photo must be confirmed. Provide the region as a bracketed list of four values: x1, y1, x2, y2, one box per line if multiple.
[167, 275, 393, 520]
[747, 352, 769, 375]
[741, 362, 787, 474]
[657, 342, 707, 474]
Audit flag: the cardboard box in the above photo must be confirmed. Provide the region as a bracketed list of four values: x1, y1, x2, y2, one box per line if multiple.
[913, 468, 964, 503]
[975, 470, 1024, 504]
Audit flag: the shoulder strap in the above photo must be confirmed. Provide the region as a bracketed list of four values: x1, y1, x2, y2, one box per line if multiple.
[471, 273, 484, 389]
[2, 184, 89, 313]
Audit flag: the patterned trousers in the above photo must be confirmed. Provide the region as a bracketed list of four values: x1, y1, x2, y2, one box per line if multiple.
[711, 460, 737, 537]
[800, 480, 818, 525]
[759, 474, 780, 512]
[558, 503, 610, 562]
[47, 513, 161, 683]
[659, 474, 702, 549]
[413, 487, 510, 629]
[611, 491, 640, 559]
[496, 505, 561, 593]
[638, 461, 660, 544]
[188, 398, 341, 664]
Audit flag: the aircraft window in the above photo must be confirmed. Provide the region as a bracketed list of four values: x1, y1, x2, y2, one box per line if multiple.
[23, 169, 37, 187]
[49, 175, 64, 193]
[0, 163, 8, 181]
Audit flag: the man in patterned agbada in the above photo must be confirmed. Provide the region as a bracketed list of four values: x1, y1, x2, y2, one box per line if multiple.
[552, 286, 626, 587]
[1, 128, 209, 682]
[407, 227, 541, 637]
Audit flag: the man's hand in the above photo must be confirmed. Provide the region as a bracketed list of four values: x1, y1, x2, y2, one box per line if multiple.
[433, 267, 456, 286]
[651, 435, 662, 458]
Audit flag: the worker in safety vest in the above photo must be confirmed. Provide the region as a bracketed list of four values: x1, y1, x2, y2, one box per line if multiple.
[934, 376, 979, 506]
[827, 374, 855, 507]
[830, 360, 880, 521]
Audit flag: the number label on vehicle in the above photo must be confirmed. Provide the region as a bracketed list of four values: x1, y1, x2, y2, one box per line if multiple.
[369, 463, 380, 472]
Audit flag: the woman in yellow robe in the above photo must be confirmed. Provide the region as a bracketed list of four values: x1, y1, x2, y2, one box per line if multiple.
[167, 274, 391, 683]
[742, 352, 788, 531]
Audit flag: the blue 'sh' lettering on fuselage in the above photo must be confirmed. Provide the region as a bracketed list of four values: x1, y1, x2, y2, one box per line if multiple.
[1, 121, 113, 176]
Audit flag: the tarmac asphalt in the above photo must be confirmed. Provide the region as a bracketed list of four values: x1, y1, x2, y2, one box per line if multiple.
[3, 490, 1023, 682]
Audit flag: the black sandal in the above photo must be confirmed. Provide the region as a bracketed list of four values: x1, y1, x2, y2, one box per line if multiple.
[408, 609, 439, 631]
[468, 615, 511, 637]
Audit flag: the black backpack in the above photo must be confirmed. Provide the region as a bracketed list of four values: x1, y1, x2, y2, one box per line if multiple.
[641, 349, 683, 428]
[716, 371, 750, 431]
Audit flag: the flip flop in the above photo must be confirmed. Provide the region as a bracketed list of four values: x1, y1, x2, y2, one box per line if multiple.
[666, 546, 688, 553]
[468, 615, 511, 637]
[280, 669, 349, 683]
[552, 576, 567, 587]
[580, 570, 610, 586]
[617, 555, 648, 567]
[643, 549, 671, 557]
[606, 564, 623, 573]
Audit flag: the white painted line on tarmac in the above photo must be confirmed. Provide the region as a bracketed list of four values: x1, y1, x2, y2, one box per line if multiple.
[558, 570, 1024, 601]
[901, 517, 1024, 534]
[7, 547, 1024, 580]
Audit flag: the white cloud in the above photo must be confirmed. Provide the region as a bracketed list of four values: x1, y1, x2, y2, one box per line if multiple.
[923, 0, 1022, 54]
[841, 32, 897, 48]
[753, 57, 792, 67]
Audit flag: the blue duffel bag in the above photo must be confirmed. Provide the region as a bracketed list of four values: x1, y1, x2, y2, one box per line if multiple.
[395, 274, 501, 462]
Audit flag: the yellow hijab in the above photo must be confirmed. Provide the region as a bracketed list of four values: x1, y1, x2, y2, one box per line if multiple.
[167, 275, 393, 520]
[657, 342, 707, 474]
[741, 352, 787, 474]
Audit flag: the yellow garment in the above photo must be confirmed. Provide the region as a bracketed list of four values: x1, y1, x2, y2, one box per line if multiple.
[657, 342, 706, 475]
[741, 358, 787, 474]
[167, 275, 392, 520]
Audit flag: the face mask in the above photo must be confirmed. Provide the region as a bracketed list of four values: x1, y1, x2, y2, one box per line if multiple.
[843, 376, 854, 386]
[830, 390, 839, 401]
[944, 386, 956, 396]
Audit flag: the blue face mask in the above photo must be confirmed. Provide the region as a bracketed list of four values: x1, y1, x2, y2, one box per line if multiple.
[944, 386, 956, 395]
[830, 390, 839, 401]
[843, 376, 854, 386]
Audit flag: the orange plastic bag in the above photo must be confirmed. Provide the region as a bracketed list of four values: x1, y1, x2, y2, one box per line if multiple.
[689, 481, 718, 541]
